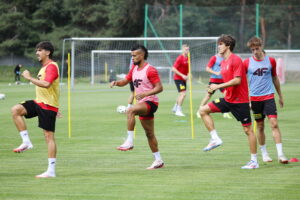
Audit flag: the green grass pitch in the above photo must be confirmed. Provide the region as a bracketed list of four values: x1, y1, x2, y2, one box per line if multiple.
[0, 82, 299, 200]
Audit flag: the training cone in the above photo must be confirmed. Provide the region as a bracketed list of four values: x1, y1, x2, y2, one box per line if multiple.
[289, 158, 299, 162]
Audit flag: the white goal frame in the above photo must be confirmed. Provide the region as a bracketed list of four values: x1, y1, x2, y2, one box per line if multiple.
[61, 37, 218, 87]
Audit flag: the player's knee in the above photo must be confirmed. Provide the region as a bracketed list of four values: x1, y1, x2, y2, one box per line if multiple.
[44, 132, 55, 143]
[180, 91, 186, 97]
[145, 131, 155, 139]
[126, 107, 136, 116]
[270, 121, 279, 130]
[257, 124, 264, 133]
[199, 106, 208, 116]
[243, 126, 252, 136]
[11, 104, 22, 116]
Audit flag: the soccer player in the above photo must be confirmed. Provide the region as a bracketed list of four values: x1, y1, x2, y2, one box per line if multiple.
[244, 36, 288, 164]
[199, 34, 259, 169]
[11, 41, 60, 178]
[172, 44, 189, 117]
[110, 44, 164, 170]
[197, 52, 231, 119]
[14, 64, 22, 84]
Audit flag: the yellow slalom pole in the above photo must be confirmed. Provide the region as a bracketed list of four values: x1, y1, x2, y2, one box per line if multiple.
[253, 120, 257, 136]
[105, 62, 108, 82]
[67, 53, 72, 138]
[188, 52, 195, 139]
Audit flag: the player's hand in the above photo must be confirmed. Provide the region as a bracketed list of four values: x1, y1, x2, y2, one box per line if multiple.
[278, 97, 284, 108]
[56, 111, 62, 118]
[181, 74, 188, 80]
[215, 71, 221, 76]
[135, 93, 146, 100]
[207, 84, 218, 93]
[22, 70, 32, 80]
[110, 81, 116, 88]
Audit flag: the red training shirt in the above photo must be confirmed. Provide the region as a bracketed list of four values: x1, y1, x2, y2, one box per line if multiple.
[173, 54, 189, 81]
[221, 53, 249, 103]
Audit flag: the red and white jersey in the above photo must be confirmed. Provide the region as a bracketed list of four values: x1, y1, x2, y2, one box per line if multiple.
[126, 62, 160, 103]
[221, 53, 249, 103]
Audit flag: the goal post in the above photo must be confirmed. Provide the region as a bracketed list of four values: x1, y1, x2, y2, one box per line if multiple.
[61, 37, 218, 87]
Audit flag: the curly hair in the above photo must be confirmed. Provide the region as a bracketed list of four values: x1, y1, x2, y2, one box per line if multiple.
[217, 34, 236, 51]
[36, 41, 54, 59]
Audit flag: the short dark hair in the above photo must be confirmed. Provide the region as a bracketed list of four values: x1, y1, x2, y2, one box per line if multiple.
[36, 41, 54, 59]
[131, 44, 148, 60]
[217, 34, 236, 51]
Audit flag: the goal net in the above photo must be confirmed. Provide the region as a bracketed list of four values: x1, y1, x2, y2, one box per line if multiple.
[91, 50, 182, 84]
[61, 37, 218, 87]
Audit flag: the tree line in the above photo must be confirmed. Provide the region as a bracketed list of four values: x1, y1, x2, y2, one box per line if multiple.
[0, 0, 299, 61]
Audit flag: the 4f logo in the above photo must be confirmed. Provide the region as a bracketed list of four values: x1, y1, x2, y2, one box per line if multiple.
[133, 79, 142, 88]
[253, 68, 268, 76]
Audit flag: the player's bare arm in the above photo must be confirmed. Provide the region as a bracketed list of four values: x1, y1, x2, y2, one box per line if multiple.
[206, 66, 221, 76]
[172, 67, 188, 80]
[110, 79, 130, 88]
[22, 70, 51, 88]
[209, 77, 241, 92]
[135, 82, 163, 101]
[272, 76, 284, 108]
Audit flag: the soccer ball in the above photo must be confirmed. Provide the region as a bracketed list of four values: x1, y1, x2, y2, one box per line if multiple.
[116, 105, 127, 114]
[0, 93, 5, 100]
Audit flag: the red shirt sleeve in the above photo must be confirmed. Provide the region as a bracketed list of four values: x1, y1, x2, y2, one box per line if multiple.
[207, 56, 217, 68]
[147, 66, 160, 84]
[232, 56, 243, 77]
[173, 55, 182, 69]
[243, 58, 250, 73]
[44, 64, 58, 83]
[125, 65, 135, 81]
[269, 57, 277, 76]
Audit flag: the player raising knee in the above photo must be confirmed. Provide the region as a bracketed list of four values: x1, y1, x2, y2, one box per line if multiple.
[110, 44, 164, 170]
[199, 34, 259, 169]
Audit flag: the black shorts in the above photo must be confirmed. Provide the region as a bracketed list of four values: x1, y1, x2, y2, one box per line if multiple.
[139, 101, 158, 120]
[208, 82, 224, 94]
[21, 100, 57, 132]
[209, 98, 252, 126]
[129, 81, 134, 92]
[174, 80, 186, 92]
[251, 98, 277, 121]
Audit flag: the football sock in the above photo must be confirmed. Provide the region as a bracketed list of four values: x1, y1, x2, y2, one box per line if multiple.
[20, 130, 31, 144]
[47, 158, 56, 175]
[127, 104, 132, 108]
[177, 105, 182, 111]
[127, 131, 134, 143]
[260, 144, 268, 155]
[209, 130, 220, 140]
[276, 143, 283, 156]
[153, 152, 162, 160]
[251, 154, 258, 163]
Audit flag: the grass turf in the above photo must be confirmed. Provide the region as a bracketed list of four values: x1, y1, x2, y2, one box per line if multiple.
[0, 82, 299, 200]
